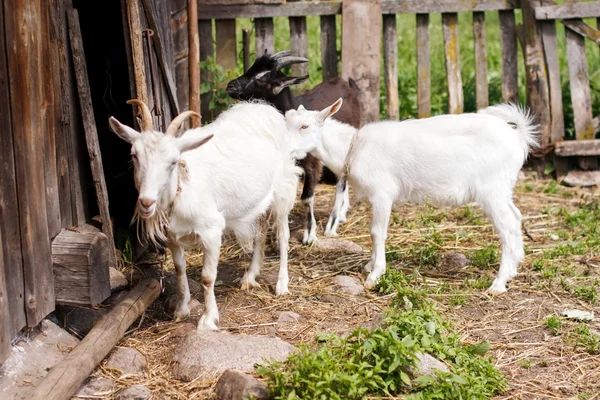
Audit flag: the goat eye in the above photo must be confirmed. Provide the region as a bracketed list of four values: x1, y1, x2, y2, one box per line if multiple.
[300, 125, 309, 131]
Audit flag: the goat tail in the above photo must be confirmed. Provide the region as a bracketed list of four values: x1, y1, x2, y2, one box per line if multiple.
[478, 103, 540, 156]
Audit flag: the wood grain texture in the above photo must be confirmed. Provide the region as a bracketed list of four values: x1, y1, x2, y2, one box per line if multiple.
[473, 11, 488, 109]
[383, 14, 399, 120]
[67, 9, 117, 269]
[199, 20, 214, 123]
[171, 1, 189, 113]
[255, 17, 275, 56]
[52, 229, 111, 307]
[0, 0, 26, 337]
[341, 0, 382, 125]
[540, 20, 565, 143]
[0, 224, 9, 363]
[289, 16, 308, 77]
[29, 279, 160, 400]
[416, 13, 431, 118]
[189, 0, 201, 126]
[499, 10, 519, 104]
[535, 1, 600, 20]
[126, 0, 149, 107]
[243, 28, 251, 71]
[442, 13, 463, 114]
[4, 0, 55, 327]
[561, 19, 600, 45]
[555, 139, 600, 157]
[216, 19, 237, 70]
[320, 15, 338, 81]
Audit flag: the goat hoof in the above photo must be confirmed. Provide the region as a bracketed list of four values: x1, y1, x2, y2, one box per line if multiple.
[240, 275, 261, 290]
[302, 234, 317, 245]
[487, 280, 508, 295]
[364, 277, 377, 291]
[174, 306, 191, 322]
[198, 315, 219, 331]
[275, 282, 290, 296]
[324, 229, 338, 237]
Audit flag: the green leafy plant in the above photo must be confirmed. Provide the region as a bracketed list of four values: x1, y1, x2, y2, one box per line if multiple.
[470, 245, 499, 269]
[545, 315, 562, 336]
[200, 56, 242, 120]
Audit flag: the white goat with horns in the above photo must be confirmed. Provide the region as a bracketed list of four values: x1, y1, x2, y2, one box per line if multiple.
[109, 99, 300, 330]
[286, 99, 539, 294]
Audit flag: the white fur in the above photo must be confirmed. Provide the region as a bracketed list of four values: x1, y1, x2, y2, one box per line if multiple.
[109, 101, 301, 330]
[287, 100, 539, 294]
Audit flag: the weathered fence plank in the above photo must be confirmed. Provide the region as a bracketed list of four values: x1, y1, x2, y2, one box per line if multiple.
[416, 13, 431, 118]
[199, 20, 214, 122]
[189, 0, 201, 126]
[561, 19, 600, 45]
[289, 16, 309, 77]
[535, 2, 600, 20]
[556, 139, 600, 157]
[197, 0, 517, 19]
[0, 228, 9, 363]
[382, 14, 399, 120]
[68, 9, 117, 269]
[5, 0, 55, 327]
[255, 17, 275, 56]
[499, 10, 519, 104]
[320, 15, 338, 80]
[126, 0, 149, 106]
[243, 28, 251, 71]
[442, 12, 463, 114]
[473, 11, 488, 109]
[342, 0, 382, 125]
[216, 19, 237, 71]
[171, 2, 189, 113]
[540, 20, 565, 144]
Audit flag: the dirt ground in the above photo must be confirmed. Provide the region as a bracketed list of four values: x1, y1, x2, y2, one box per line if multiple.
[87, 174, 600, 400]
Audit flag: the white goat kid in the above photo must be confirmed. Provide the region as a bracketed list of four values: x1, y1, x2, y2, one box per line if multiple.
[286, 99, 538, 294]
[286, 104, 355, 237]
[109, 100, 300, 330]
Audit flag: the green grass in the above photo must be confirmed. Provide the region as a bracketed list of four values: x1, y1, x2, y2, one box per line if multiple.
[203, 10, 600, 136]
[257, 269, 506, 399]
[545, 315, 563, 336]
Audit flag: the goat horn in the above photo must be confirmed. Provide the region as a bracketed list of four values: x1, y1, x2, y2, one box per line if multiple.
[271, 50, 294, 60]
[126, 99, 153, 132]
[274, 56, 309, 70]
[165, 111, 201, 137]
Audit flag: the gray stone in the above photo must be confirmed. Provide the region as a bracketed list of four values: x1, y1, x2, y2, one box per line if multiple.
[277, 311, 300, 324]
[170, 322, 196, 338]
[117, 384, 153, 400]
[0, 320, 79, 400]
[171, 331, 295, 382]
[110, 267, 130, 292]
[215, 369, 268, 400]
[408, 352, 450, 378]
[444, 253, 469, 268]
[74, 377, 116, 398]
[55, 305, 106, 337]
[331, 275, 364, 296]
[314, 238, 364, 253]
[562, 170, 600, 187]
[105, 347, 147, 378]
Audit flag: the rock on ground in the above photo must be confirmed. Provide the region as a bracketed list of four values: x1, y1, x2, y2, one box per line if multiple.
[105, 347, 147, 378]
[408, 352, 449, 378]
[562, 170, 600, 187]
[214, 369, 268, 400]
[331, 275, 364, 296]
[277, 311, 300, 324]
[0, 320, 79, 400]
[171, 331, 295, 382]
[117, 384, 153, 400]
[110, 267, 129, 292]
[443, 253, 469, 268]
[314, 238, 364, 253]
[74, 377, 116, 398]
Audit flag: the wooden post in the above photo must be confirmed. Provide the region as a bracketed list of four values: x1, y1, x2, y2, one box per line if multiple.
[442, 13, 463, 114]
[29, 279, 161, 400]
[216, 19, 237, 71]
[67, 9, 117, 269]
[289, 16, 308, 78]
[199, 20, 214, 123]
[243, 28, 251, 71]
[416, 13, 431, 118]
[383, 14, 399, 120]
[255, 18, 275, 56]
[126, 0, 149, 107]
[499, 10, 519, 104]
[171, 1, 190, 113]
[540, 19, 565, 144]
[342, 0, 382, 125]
[0, 226, 10, 363]
[189, 0, 201, 127]
[473, 11, 488, 110]
[320, 15, 338, 81]
[52, 229, 111, 307]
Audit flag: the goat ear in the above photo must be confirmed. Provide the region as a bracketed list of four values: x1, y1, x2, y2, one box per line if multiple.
[109, 117, 141, 144]
[317, 98, 343, 124]
[273, 75, 309, 95]
[176, 131, 214, 153]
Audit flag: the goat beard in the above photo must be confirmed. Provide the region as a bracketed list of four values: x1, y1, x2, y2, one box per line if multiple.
[131, 205, 169, 250]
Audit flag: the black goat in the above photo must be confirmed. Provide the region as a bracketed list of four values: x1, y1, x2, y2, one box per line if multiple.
[226, 50, 361, 244]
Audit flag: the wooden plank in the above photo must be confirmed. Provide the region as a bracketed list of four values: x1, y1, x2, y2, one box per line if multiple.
[255, 17, 274, 56]
[171, 1, 189, 113]
[416, 13, 431, 118]
[555, 139, 600, 157]
[126, 0, 149, 108]
[289, 16, 308, 77]
[499, 10, 519, 104]
[0, 224, 10, 363]
[216, 19, 238, 71]
[197, 0, 517, 20]
[442, 13, 463, 114]
[5, 0, 55, 327]
[29, 279, 160, 400]
[52, 229, 111, 307]
[535, 2, 600, 20]
[342, 0, 382, 125]
[199, 20, 214, 123]
[473, 11, 488, 109]
[540, 20, 565, 143]
[189, 0, 201, 126]
[141, 0, 180, 114]
[561, 19, 600, 45]
[67, 9, 117, 269]
[243, 28, 251, 71]
[383, 14, 399, 120]
[0, 0, 26, 338]
[320, 15, 338, 81]
[520, 0, 551, 147]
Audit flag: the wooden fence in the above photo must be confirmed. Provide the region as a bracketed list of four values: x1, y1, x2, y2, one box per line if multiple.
[195, 0, 600, 179]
